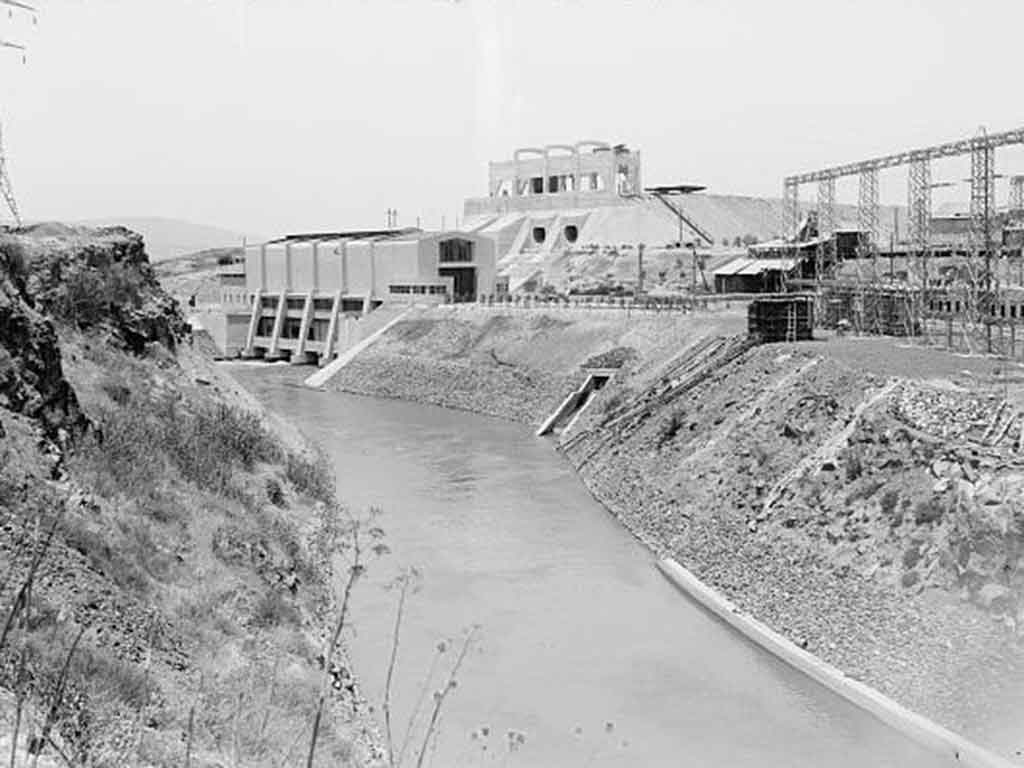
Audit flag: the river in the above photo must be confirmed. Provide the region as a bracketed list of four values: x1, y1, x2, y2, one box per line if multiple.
[235, 368, 956, 768]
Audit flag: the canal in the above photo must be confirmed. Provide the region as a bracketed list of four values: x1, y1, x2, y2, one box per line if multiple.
[235, 369, 955, 767]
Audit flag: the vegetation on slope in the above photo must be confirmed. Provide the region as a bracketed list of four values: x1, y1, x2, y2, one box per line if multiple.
[0, 226, 372, 767]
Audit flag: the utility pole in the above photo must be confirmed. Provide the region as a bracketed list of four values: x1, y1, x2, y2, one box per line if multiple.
[636, 243, 645, 298]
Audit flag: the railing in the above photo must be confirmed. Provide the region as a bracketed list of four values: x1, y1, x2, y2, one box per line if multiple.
[456, 292, 769, 313]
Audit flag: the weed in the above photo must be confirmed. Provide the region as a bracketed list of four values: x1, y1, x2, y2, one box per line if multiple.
[657, 410, 685, 448]
[914, 496, 947, 525]
[265, 478, 286, 508]
[285, 451, 335, 504]
[879, 489, 900, 517]
[251, 590, 302, 630]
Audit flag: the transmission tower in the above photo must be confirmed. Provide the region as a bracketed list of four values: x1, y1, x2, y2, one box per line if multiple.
[1010, 175, 1024, 214]
[0, 0, 36, 227]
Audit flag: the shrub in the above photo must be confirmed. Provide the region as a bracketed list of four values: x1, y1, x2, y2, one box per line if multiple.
[657, 410, 686, 448]
[914, 496, 946, 525]
[50, 262, 146, 330]
[75, 391, 283, 500]
[285, 450, 335, 504]
[251, 589, 301, 629]
[879, 489, 900, 517]
[265, 477, 285, 507]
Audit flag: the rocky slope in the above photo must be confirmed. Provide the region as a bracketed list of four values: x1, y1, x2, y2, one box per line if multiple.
[0, 224, 377, 767]
[563, 338, 1024, 758]
[327, 305, 745, 424]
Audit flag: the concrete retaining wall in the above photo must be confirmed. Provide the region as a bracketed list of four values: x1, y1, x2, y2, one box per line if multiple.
[656, 557, 1015, 768]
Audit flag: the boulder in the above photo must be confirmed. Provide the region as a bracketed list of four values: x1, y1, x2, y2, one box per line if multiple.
[977, 583, 1013, 613]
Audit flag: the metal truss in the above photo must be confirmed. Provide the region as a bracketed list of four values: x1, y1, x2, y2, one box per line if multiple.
[0, 121, 20, 226]
[857, 168, 879, 252]
[782, 179, 799, 241]
[816, 178, 835, 238]
[1010, 175, 1024, 213]
[907, 156, 931, 251]
[786, 124, 1024, 185]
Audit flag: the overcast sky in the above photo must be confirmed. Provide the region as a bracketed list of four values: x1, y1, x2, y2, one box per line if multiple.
[2, 0, 1024, 236]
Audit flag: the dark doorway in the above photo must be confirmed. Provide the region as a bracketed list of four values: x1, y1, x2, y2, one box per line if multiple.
[440, 266, 477, 302]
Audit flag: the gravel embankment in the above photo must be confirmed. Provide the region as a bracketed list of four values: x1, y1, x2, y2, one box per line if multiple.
[563, 343, 1024, 756]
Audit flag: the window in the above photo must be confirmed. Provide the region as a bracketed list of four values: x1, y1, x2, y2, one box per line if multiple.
[531, 177, 544, 194]
[389, 285, 411, 294]
[532, 227, 546, 245]
[564, 225, 578, 244]
[439, 238, 474, 263]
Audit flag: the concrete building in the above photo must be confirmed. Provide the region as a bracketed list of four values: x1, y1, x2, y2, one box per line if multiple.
[467, 141, 643, 218]
[460, 141, 908, 294]
[223, 228, 498, 364]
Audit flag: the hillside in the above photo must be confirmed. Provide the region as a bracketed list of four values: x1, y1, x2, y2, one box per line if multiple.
[0, 225, 376, 767]
[73, 217, 263, 263]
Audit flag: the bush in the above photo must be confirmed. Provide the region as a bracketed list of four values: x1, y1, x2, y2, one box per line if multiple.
[50, 262, 146, 330]
[285, 450, 335, 504]
[657, 410, 686, 448]
[251, 589, 301, 629]
[74, 392, 284, 500]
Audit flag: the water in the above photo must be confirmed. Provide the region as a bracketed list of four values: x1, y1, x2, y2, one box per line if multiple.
[235, 369, 956, 768]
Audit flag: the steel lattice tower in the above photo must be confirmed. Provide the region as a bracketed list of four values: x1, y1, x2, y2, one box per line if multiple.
[814, 177, 835, 282]
[907, 156, 931, 285]
[782, 178, 799, 241]
[0, 120, 19, 225]
[1009, 175, 1024, 213]
[1, 0, 35, 226]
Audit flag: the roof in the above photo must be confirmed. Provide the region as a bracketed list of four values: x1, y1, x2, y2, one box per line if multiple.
[645, 184, 707, 195]
[712, 257, 799, 277]
[271, 227, 422, 244]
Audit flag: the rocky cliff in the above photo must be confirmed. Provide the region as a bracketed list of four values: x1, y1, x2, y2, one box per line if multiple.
[0, 225, 374, 768]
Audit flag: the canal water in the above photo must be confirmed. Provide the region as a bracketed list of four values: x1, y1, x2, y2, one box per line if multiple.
[235, 369, 956, 768]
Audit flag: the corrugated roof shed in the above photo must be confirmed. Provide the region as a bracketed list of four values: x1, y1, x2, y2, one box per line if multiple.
[712, 257, 798, 277]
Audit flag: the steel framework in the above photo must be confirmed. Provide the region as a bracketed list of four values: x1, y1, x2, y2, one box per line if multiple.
[1010, 175, 1024, 213]
[816, 177, 836, 239]
[907, 157, 931, 254]
[782, 125, 1023, 351]
[0, 121, 19, 225]
[785, 125, 1024, 185]
[0, 0, 35, 226]
[782, 178, 799, 241]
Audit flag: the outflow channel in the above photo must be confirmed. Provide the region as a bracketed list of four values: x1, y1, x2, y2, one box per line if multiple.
[237, 369, 957, 768]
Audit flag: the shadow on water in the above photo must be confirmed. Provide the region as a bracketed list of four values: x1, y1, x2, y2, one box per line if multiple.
[232, 366, 961, 768]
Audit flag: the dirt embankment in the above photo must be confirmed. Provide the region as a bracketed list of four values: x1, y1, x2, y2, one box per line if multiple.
[0, 225, 378, 767]
[564, 336, 1024, 756]
[327, 305, 746, 424]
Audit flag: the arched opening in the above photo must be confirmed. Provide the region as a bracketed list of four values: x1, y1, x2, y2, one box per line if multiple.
[532, 227, 546, 244]
[564, 225, 578, 244]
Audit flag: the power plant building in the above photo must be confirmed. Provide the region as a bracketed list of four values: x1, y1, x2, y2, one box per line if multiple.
[223, 228, 498, 363]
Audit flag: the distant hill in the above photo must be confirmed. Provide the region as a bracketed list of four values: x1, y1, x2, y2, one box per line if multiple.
[75, 216, 264, 262]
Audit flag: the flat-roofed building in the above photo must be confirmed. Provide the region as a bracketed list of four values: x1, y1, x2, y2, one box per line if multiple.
[225, 228, 498, 364]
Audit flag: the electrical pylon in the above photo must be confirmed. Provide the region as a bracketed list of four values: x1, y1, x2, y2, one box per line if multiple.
[0, 120, 19, 225]
[1, 0, 36, 226]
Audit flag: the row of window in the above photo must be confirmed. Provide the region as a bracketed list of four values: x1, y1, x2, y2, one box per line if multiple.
[389, 284, 448, 295]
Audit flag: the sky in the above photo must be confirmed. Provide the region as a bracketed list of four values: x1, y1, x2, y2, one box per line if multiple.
[2, 0, 1024, 236]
